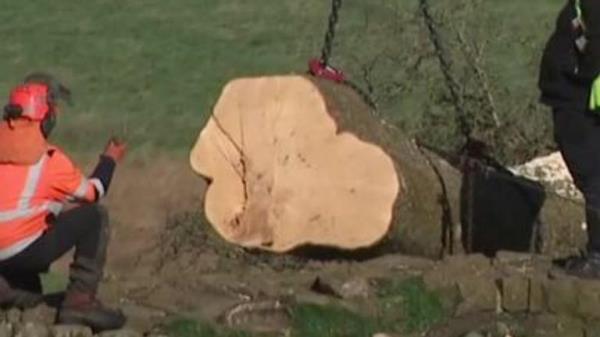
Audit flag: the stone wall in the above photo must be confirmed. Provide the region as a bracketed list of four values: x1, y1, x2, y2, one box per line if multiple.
[423, 252, 600, 337]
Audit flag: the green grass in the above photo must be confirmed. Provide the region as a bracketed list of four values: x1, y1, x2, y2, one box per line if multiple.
[291, 303, 379, 337]
[0, 0, 569, 162]
[376, 277, 448, 333]
[40, 271, 68, 294]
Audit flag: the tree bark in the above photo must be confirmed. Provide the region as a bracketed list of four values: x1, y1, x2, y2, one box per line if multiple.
[190, 75, 585, 258]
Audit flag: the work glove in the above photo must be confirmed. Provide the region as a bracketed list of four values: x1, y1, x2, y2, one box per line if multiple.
[590, 76, 600, 112]
[103, 137, 127, 163]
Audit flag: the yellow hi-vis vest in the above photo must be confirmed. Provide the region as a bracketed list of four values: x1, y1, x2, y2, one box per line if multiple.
[575, 0, 600, 111]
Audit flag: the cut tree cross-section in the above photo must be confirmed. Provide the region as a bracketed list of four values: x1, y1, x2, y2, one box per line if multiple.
[190, 75, 401, 252]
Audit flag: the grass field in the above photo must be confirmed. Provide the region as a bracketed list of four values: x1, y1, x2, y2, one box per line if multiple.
[0, 0, 568, 162]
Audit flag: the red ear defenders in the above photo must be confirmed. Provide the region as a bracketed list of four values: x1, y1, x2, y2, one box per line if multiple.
[3, 73, 71, 138]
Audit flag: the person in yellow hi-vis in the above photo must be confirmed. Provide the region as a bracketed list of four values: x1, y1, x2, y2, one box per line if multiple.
[539, 0, 600, 278]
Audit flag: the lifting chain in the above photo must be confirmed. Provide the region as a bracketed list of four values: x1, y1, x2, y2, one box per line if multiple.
[420, 0, 487, 254]
[311, 0, 377, 110]
[419, 0, 471, 140]
[320, 0, 343, 67]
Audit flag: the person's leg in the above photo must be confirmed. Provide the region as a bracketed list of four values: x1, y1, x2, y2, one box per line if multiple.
[0, 273, 42, 309]
[0, 205, 104, 308]
[55, 204, 110, 296]
[0, 204, 109, 285]
[0, 204, 124, 330]
[45, 204, 125, 332]
[553, 108, 600, 277]
[1, 273, 42, 294]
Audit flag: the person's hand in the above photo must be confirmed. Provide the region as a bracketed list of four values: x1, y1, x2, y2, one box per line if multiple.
[103, 137, 127, 163]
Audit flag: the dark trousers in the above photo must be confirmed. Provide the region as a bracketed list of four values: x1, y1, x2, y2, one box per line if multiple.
[0, 205, 110, 294]
[554, 109, 600, 253]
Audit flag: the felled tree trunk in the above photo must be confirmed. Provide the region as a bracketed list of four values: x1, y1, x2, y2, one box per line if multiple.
[190, 75, 586, 258]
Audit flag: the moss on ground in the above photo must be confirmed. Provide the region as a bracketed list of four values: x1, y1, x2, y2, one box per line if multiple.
[163, 277, 449, 337]
[376, 277, 448, 333]
[290, 303, 379, 337]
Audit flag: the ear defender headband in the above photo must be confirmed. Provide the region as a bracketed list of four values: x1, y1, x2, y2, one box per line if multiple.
[3, 73, 72, 138]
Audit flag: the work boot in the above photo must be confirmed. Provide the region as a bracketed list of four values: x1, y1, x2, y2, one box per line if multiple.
[564, 251, 600, 279]
[0, 275, 43, 309]
[57, 292, 126, 332]
[56, 205, 125, 331]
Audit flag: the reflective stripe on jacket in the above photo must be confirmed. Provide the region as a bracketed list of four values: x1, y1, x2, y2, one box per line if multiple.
[0, 146, 102, 259]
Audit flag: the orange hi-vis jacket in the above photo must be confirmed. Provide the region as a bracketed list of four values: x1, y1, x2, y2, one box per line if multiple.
[0, 146, 104, 260]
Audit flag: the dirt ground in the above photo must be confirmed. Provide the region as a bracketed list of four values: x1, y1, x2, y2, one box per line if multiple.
[52, 156, 428, 333]
[51, 156, 205, 328]
[42, 156, 592, 337]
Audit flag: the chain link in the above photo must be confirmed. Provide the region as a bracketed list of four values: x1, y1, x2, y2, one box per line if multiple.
[344, 79, 377, 110]
[320, 0, 343, 66]
[419, 0, 471, 139]
[418, 0, 546, 254]
[318, 0, 377, 110]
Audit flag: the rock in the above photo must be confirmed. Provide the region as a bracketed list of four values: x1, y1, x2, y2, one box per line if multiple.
[446, 254, 493, 274]
[423, 254, 494, 291]
[494, 251, 552, 275]
[462, 332, 484, 337]
[97, 329, 142, 337]
[339, 278, 371, 299]
[522, 314, 584, 337]
[22, 305, 56, 325]
[495, 251, 533, 265]
[501, 276, 529, 312]
[310, 276, 372, 299]
[575, 279, 600, 320]
[310, 277, 343, 298]
[455, 278, 498, 315]
[435, 284, 462, 316]
[509, 151, 582, 200]
[422, 267, 452, 290]
[0, 322, 13, 337]
[367, 254, 435, 273]
[422, 254, 499, 316]
[495, 321, 512, 336]
[51, 325, 93, 337]
[15, 321, 49, 337]
[585, 322, 600, 337]
[551, 316, 585, 337]
[544, 278, 578, 316]
[7, 308, 22, 324]
[529, 277, 546, 313]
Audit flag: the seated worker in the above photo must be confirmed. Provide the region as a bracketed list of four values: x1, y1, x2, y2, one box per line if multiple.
[0, 73, 127, 331]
